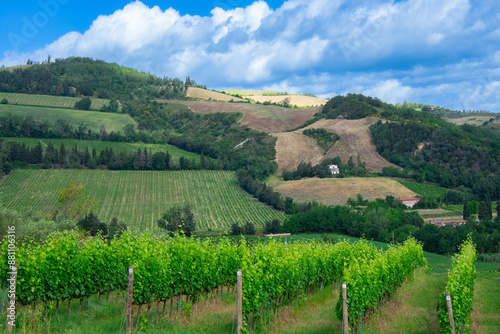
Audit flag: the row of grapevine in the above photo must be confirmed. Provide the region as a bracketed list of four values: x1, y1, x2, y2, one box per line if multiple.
[2, 231, 431, 332]
[437, 237, 476, 333]
[241, 239, 379, 325]
[0, 231, 245, 308]
[335, 238, 427, 330]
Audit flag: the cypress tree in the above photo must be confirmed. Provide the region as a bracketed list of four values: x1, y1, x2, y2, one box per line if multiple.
[478, 201, 490, 221]
[485, 193, 492, 220]
[463, 198, 471, 220]
[31, 141, 43, 164]
[59, 143, 66, 165]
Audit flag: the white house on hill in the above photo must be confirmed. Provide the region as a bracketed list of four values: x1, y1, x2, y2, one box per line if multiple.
[328, 164, 340, 174]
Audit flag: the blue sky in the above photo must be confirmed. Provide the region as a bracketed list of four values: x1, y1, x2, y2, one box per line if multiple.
[1, 0, 499, 112]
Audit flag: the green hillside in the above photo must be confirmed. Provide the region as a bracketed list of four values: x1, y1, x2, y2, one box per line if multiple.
[0, 169, 286, 230]
[0, 57, 187, 100]
[1, 137, 201, 162]
[0, 92, 109, 110]
[0, 104, 136, 133]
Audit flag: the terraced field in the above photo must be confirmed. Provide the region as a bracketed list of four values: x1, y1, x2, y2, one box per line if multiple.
[0, 104, 136, 133]
[0, 92, 109, 110]
[0, 170, 286, 230]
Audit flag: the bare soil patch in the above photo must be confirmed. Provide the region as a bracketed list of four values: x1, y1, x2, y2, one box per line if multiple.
[168, 100, 320, 133]
[273, 177, 416, 206]
[273, 133, 323, 172]
[303, 118, 398, 172]
[247, 94, 327, 107]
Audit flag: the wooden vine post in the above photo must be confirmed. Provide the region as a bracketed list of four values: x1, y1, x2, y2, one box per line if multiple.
[445, 291, 456, 334]
[342, 282, 348, 334]
[6, 264, 17, 334]
[126, 266, 134, 334]
[237, 269, 242, 334]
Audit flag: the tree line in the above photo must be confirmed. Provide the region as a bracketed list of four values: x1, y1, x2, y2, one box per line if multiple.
[0, 140, 217, 173]
[281, 155, 368, 181]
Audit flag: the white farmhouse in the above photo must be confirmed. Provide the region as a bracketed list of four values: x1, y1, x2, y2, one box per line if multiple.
[328, 164, 340, 174]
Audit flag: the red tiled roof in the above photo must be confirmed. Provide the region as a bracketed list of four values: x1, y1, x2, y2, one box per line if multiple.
[399, 197, 420, 201]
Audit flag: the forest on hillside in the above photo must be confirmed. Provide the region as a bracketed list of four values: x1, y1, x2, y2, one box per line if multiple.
[0, 57, 187, 100]
[314, 94, 500, 201]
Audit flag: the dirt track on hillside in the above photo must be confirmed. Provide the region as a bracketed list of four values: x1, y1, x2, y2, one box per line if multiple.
[273, 133, 323, 172]
[169, 100, 320, 133]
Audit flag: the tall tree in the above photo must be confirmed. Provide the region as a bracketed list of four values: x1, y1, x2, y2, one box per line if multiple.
[478, 201, 490, 221]
[463, 198, 471, 220]
[485, 193, 493, 220]
[31, 141, 43, 164]
[157, 205, 196, 237]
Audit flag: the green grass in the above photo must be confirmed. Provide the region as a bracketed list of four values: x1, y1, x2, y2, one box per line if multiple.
[0, 104, 136, 133]
[0, 170, 286, 230]
[0, 290, 239, 334]
[396, 179, 451, 199]
[363, 268, 445, 334]
[1, 137, 201, 163]
[0, 92, 109, 110]
[473, 271, 500, 333]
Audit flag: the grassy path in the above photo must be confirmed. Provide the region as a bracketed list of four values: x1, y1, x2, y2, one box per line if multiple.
[262, 286, 342, 334]
[472, 271, 500, 333]
[363, 268, 445, 334]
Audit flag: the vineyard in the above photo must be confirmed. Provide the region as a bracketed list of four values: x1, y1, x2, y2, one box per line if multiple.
[0, 105, 136, 134]
[0, 92, 109, 110]
[396, 179, 450, 199]
[0, 169, 286, 229]
[0, 231, 426, 333]
[1, 137, 201, 163]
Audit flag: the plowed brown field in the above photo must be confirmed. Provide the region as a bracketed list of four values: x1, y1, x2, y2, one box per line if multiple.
[302, 118, 398, 172]
[273, 132, 323, 172]
[169, 100, 320, 133]
[273, 177, 416, 206]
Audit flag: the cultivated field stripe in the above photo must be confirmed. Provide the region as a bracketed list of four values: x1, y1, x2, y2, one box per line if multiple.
[0, 170, 286, 229]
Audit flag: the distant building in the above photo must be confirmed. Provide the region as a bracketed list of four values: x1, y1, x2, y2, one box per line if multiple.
[328, 164, 340, 174]
[398, 197, 420, 208]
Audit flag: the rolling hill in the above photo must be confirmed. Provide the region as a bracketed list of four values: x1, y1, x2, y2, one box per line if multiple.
[0, 92, 110, 110]
[247, 94, 327, 107]
[0, 104, 136, 134]
[168, 99, 321, 133]
[186, 86, 246, 102]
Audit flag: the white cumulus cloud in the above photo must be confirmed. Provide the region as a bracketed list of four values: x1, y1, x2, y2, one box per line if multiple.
[1, 0, 500, 111]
